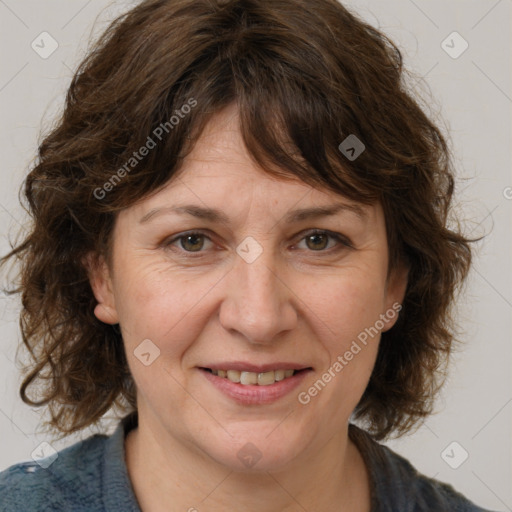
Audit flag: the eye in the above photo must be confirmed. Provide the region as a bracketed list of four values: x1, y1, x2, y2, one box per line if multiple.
[294, 229, 352, 252]
[165, 231, 213, 253]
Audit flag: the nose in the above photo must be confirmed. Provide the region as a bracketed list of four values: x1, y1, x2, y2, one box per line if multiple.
[218, 247, 298, 345]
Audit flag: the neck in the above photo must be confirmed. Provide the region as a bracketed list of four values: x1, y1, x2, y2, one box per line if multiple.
[125, 411, 372, 512]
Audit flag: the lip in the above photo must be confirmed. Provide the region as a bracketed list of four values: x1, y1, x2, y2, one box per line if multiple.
[199, 367, 313, 405]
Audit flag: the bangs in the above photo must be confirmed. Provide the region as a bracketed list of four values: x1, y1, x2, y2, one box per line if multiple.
[99, 6, 384, 211]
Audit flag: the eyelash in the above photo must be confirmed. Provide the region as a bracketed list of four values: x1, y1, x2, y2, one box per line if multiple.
[163, 229, 352, 257]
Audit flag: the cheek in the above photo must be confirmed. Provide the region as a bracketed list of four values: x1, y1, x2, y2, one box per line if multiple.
[309, 270, 387, 342]
[113, 261, 217, 354]
[311, 281, 383, 405]
[115, 269, 210, 404]
[305, 272, 386, 398]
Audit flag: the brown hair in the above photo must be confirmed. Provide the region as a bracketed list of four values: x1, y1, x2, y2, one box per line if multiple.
[1, 0, 476, 441]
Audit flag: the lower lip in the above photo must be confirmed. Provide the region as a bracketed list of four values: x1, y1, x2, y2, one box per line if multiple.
[199, 368, 312, 405]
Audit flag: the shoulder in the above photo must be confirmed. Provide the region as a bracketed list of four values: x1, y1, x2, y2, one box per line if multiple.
[348, 424, 498, 512]
[0, 433, 108, 512]
[380, 446, 493, 512]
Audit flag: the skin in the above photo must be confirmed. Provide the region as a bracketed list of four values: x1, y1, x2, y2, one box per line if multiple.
[87, 103, 408, 512]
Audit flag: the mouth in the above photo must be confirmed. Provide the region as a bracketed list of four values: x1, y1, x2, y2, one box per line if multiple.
[200, 367, 311, 386]
[198, 364, 313, 405]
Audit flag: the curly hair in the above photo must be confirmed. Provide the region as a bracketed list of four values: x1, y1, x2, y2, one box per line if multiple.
[1, 0, 476, 442]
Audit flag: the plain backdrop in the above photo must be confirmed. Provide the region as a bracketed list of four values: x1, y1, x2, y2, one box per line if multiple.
[0, 1, 510, 510]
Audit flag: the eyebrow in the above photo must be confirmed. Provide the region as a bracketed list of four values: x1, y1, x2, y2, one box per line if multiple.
[138, 202, 368, 225]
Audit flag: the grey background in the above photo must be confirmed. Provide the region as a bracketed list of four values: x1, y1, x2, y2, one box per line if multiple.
[0, 1, 510, 510]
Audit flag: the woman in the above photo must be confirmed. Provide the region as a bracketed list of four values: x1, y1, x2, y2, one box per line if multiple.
[0, 0, 496, 510]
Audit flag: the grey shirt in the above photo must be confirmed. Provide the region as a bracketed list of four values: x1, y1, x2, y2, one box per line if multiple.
[0, 412, 496, 511]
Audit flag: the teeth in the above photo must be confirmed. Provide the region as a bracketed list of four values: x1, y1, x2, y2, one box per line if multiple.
[210, 368, 299, 385]
[257, 371, 275, 386]
[274, 370, 285, 381]
[240, 371, 258, 385]
[227, 370, 241, 383]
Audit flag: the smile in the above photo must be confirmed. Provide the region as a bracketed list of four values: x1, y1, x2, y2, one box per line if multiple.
[199, 367, 313, 405]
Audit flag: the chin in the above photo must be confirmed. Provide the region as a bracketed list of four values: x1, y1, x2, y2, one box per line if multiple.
[196, 425, 309, 473]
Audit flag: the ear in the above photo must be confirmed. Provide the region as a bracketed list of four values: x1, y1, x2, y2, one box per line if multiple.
[82, 252, 119, 325]
[381, 261, 409, 332]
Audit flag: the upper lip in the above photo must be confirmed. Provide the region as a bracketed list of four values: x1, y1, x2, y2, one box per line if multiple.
[200, 362, 312, 373]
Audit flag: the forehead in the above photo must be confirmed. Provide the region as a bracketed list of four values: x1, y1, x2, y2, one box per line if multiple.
[172, 106, 363, 200]
[121, 104, 381, 228]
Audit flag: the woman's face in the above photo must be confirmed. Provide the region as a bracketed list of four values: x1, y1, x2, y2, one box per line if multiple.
[90, 104, 407, 472]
